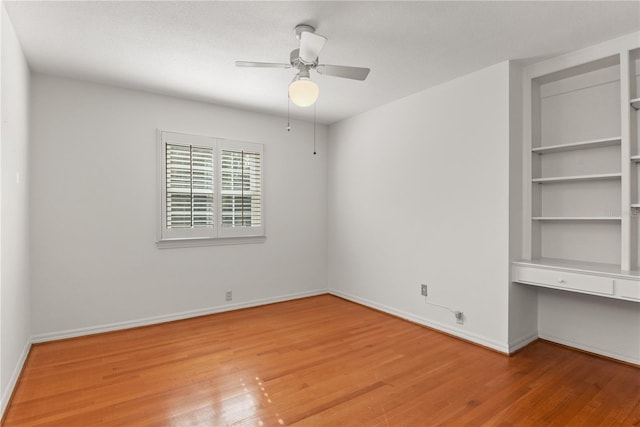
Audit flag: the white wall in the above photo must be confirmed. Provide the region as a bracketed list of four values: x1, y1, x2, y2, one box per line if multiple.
[30, 74, 328, 338]
[538, 289, 640, 363]
[0, 3, 31, 413]
[508, 63, 538, 350]
[327, 62, 512, 352]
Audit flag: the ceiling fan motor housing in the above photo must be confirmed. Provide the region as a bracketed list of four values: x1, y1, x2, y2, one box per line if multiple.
[290, 49, 318, 68]
[235, 23, 370, 82]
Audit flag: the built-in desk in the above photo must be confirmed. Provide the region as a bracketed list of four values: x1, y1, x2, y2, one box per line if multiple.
[512, 258, 640, 302]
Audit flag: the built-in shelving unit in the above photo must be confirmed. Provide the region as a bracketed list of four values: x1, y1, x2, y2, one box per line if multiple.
[525, 53, 626, 268]
[517, 42, 640, 301]
[631, 48, 640, 269]
[513, 34, 640, 366]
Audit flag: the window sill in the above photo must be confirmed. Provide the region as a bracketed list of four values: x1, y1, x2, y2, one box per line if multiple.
[156, 235, 266, 249]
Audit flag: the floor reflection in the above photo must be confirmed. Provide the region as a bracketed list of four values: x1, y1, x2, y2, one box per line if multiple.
[168, 373, 285, 426]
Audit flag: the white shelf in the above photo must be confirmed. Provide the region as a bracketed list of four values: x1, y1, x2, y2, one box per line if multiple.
[532, 216, 621, 221]
[513, 258, 640, 283]
[631, 97, 640, 110]
[532, 136, 621, 154]
[532, 173, 622, 184]
[631, 155, 640, 163]
[631, 204, 640, 208]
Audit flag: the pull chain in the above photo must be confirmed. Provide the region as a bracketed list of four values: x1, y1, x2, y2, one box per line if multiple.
[287, 94, 291, 132]
[313, 102, 317, 155]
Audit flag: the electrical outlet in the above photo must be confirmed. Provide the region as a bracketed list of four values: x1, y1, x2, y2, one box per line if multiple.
[455, 311, 464, 324]
[225, 291, 232, 302]
[421, 284, 428, 296]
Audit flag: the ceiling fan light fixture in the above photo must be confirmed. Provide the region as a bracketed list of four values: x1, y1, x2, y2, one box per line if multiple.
[237, 24, 370, 109]
[288, 76, 319, 107]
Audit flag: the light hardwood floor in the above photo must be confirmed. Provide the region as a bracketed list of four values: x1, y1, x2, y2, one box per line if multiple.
[3, 295, 639, 426]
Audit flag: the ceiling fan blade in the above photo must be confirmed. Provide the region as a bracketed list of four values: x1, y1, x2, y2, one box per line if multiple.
[235, 61, 291, 69]
[299, 32, 327, 63]
[316, 64, 370, 81]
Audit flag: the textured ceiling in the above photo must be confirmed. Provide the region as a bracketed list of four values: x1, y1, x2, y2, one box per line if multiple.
[4, 1, 640, 124]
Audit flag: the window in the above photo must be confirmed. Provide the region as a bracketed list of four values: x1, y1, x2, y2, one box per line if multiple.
[220, 140, 263, 233]
[158, 131, 264, 245]
[165, 142, 215, 231]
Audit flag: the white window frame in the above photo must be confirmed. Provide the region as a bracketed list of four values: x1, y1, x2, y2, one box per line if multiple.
[157, 130, 265, 248]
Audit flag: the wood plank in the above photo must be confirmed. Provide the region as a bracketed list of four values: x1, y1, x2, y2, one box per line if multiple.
[2, 295, 639, 426]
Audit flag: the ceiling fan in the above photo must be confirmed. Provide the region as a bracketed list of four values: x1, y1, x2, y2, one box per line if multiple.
[235, 24, 371, 107]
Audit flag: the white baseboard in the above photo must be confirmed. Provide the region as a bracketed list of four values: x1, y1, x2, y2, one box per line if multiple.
[1, 338, 31, 419]
[32, 289, 327, 343]
[538, 332, 640, 366]
[508, 332, 539, 353]
[329, 288, 511, 354]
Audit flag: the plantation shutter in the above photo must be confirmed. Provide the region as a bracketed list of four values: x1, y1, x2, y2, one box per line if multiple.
[165, 143, 214, 229]
[159, 131, 264, 243]
[220, 149, 262, 227]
